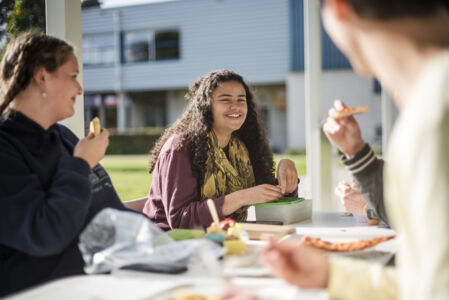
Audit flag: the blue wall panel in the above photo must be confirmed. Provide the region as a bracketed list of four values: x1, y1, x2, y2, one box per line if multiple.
[289, 0, 350, 71]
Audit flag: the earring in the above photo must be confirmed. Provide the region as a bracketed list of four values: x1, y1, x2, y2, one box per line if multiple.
[42, 92, 47, 98]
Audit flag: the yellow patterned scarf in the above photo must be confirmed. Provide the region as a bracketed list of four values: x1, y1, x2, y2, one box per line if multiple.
[201, 131, 255, 221]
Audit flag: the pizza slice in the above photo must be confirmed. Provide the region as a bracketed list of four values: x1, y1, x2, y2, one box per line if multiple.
[301, 235, 395, 252]
[330, 106, 370, 119]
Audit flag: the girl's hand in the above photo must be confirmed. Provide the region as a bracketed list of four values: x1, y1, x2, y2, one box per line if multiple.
[335, 181, 367, 215]
[74, 129, 109, 168]
[236, 184, 282, 206]
[260, 239, 329, 289]
[323, 99, 366, 158]
[223, 184, 282, 215]
[276, 159, 298, 194]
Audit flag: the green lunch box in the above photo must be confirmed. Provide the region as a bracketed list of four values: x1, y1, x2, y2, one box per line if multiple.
[253, 197, 312, 224]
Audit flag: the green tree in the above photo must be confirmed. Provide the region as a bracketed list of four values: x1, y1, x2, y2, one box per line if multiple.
[82, 0, 102, 9]
[6, 0, 45, 38]
[0, 0, 15, 41]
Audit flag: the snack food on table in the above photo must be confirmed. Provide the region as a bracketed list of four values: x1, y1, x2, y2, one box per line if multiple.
[89, 117, 101, 136]
[168, 289, 222, 300]
[206, 218, 247, 255]
[330, 106, 370, 119]
[366, 219, 380, 226]
[301, 235, 395, 252]
[171, 295, 221, 300]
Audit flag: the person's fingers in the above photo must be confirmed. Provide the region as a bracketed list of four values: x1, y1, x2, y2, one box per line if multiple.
[263, 189, 282, 200]
[256, 187, 282, 202]
[262, 184, 282, 193]
[264, 246, 303, 286]
[328, 116, 341, 128]
[339, 113, 355, 123]
[325, 118, 342, 135]
[322, 121, 333, 135]
[278, 171, 287, 194]
[287, 175, 297, 193]
[270, 255, 290, 278]
[337, 181, 347, 189]
[334, 99, 346, 110]
[345, 190, 358, 198]
[335, 186, 342, 196]
[282, 172, 291, 194]
[99, 127, 109, 137]
[288, 173, 298, 193]
[271, 240, 302, 253]
[260, 248, 281, 269]
[324, 122, 336, 135]
[223, 283, 260, 300]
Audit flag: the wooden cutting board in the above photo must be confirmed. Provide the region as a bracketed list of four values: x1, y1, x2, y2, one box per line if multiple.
[240, 223, 296, 240]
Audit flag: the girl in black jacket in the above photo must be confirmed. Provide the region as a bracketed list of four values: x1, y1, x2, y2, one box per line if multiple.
[0, 33, 125, 296]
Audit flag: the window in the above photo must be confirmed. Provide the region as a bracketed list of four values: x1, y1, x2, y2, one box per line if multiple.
[123, 30, 153, 63]
[122, 29, 180, 63]
[373, 79, 382, 94]
[155, 31, 180, 60]
[83, 34, 115, 66]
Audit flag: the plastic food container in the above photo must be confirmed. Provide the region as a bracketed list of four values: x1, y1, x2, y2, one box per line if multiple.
[253, 197, 312, 224]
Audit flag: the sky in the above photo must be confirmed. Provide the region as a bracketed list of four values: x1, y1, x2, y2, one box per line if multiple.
[101, 0, 175, 8]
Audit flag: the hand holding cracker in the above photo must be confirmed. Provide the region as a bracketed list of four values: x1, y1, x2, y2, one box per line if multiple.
[323, 100, 366, 157]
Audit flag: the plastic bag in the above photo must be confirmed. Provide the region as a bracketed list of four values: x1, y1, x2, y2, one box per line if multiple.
[78, 208, 225, 274]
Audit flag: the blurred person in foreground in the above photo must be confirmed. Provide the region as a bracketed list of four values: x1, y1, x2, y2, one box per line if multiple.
[235, 0, 449, 299]
[0, 33, 127, 296]
[143, 70, 298, 229]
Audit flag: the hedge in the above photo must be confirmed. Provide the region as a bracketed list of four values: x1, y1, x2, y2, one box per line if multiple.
[107, 128, 164, 154]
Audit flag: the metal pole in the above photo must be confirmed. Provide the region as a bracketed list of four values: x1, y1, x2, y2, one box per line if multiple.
[113, 10, 126, 132]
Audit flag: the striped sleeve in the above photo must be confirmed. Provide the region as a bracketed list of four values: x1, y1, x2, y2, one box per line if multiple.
[341, 143, 389, 225]
[342, 144, 376, 174]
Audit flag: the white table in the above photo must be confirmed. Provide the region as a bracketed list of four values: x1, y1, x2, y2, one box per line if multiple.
[7, 212, 396, 300]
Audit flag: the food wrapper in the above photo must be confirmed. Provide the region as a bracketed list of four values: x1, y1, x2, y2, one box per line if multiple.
[78, 208, 225, 274]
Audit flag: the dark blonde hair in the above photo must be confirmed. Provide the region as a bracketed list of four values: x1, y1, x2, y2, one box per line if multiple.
[345, 0, 449, 20]
[0, 32, 74, 116]
[148, 69, 275, 186]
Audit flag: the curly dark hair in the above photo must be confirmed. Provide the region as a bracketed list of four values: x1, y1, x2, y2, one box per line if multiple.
[148, 69, 275, 186]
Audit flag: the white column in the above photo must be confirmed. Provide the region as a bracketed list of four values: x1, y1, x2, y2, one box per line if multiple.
[286, 73, 306, 150]
[45, 0, 84, 138]
[304, 0, 333, 210]
[98, 95, 106, 127]
[381, 88, 396, 154]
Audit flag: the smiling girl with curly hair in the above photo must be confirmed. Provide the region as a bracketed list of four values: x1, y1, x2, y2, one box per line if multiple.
[143, 69, 299, 229]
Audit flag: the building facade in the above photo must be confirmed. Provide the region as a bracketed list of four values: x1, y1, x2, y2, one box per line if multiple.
[82, 0, 381, 152]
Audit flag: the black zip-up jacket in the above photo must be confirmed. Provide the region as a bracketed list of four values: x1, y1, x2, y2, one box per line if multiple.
[0, 112, 125, 296]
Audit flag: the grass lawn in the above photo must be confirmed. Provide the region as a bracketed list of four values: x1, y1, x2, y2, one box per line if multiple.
[101, 154, 306, 202]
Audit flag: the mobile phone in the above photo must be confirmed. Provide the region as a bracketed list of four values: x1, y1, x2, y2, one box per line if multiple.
[120, 263, 188, 274]
[243, 220, 284, 225]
